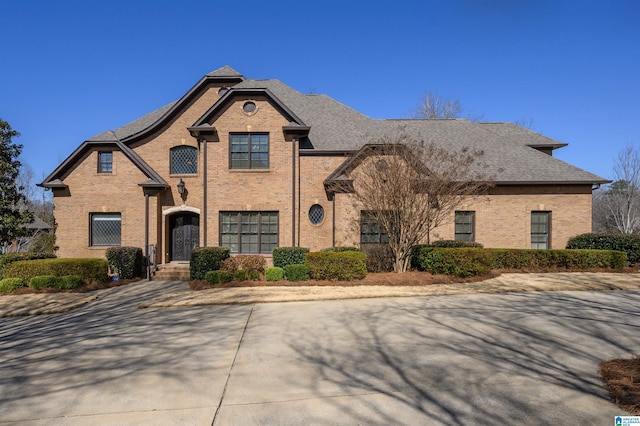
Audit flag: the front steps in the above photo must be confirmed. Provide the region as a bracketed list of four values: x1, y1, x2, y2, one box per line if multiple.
[152, 262, 190, 281]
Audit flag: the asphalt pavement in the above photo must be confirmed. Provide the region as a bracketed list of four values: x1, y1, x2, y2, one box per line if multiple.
[0, 279, 639, 425]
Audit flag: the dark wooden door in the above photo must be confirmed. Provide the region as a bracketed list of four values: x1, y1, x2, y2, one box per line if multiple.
[170, 213, 199, 261]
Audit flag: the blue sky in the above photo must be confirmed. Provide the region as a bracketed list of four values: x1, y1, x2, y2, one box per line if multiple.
[1, 0, 638, 187]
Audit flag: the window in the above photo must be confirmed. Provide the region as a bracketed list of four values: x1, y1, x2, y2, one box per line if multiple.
[360, 211, 388, 244]
[98, 151, 112, 173]
[90, 213, 121, 246]
[531, 211, 551, 249]
[308, 204, 324, 225]
[220, 212, 278, 253]
[170, 146, 198, 174]
[230, 133, 269, 169]
[455, 211, 475, 241]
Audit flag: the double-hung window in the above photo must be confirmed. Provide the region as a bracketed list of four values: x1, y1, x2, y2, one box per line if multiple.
[360, 211, 389, 244]
[220, 212, 278, 253]
[531, 211, 551, 249]
[90, 213, 121, 246]
[98, 151, 113, 173]
[455, 211, 475, 241]
[230, 133, 269, 169]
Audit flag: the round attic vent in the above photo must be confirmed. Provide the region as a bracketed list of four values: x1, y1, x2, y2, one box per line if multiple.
[218, 87, 229, 96]
[242, 101, 257, 116]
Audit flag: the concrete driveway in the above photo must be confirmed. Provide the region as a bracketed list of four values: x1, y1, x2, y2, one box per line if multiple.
[1, 280, 639, 425]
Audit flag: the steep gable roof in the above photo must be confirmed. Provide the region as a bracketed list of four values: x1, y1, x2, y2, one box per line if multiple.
[41, 66, 608, 188]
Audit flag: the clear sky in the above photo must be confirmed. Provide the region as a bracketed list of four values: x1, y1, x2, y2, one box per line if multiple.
[1, 0, 638, 186]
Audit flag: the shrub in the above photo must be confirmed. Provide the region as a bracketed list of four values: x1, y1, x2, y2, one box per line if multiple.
[190, 247, 230, 280]
[5, 258, 109, 285]
[0, 278, 25, 293]
[29, 275, 57, 290]
[305, 251, 367, 280]
[272, 247, 309, 268]
[567, 233, 640, 265]
[233, 269, 261, 281]
[55, 275, 83, 290]
[220, 255, 266, 273]
[360, 244, 394, 272]
[283, 264, 310, 282]
[0, 252, 56, 279]
[415, 247, 627, 276]
[265, 267, 284, 281]
[430, 240, 484, 248]
[205, 270, 233, 285]
[417, 248, 493, 277]
[105, 246, 144, 279]
[320, 247, 359, 252]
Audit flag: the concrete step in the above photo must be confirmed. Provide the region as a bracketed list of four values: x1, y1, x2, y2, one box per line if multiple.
[152, 264, 190, 281]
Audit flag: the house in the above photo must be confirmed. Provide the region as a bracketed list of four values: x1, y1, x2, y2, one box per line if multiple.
[39, 66, 608, 267]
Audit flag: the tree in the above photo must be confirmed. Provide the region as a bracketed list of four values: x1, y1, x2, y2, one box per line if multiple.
[0, 118, 33, 248]
[351, 133, 493, 272]
[593, 145, 640, 234]
[410, 90, 484, 121]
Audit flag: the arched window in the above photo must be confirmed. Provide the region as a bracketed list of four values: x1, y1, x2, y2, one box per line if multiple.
[170, 146, 197, 174]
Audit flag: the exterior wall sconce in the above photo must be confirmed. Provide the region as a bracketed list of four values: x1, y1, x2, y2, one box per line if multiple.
[177, 179, 186, 195]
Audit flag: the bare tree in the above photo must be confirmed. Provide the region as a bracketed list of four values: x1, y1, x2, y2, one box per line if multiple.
[351, 133, 493, 272]
[411, 90, 462, 119]
[595, 144, 640, 234]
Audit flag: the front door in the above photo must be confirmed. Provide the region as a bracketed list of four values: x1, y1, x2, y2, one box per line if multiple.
[170, 213, 199, 261]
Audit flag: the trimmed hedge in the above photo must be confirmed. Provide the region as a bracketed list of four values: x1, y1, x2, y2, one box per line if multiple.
[0, 277, 26, 293]
[28, 275, 84, 290]
[4, 258, 109, 284]
[272, 247, 309, 268]
[566, 233, 640, 265]
[305, 251, 367, 281]
[233, 269, 261, 281]
[414, 247, 628, 277]
[283, 264, 310, 282]
[0, 252, 56, 279]
[190, 247, 230, 280]
[105, 246, 144, 279]
[205, 270, 233, 285]
[265, 267, 284, 281]
[320, 247, 359, 252]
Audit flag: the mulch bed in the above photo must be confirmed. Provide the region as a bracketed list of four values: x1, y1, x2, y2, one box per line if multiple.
[189, 271, 498, 291]
[601, 357, 640, 415]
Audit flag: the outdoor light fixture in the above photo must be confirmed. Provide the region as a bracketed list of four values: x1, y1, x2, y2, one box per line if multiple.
[177, 179, 185, 195]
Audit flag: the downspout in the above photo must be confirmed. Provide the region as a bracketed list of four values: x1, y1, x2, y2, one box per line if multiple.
[292, 138, 297, 246]
[145, 193, 150, 279]
[332, 194, 336, 247]
[202, 138, 208, 247]
[297, 142, 301, 246]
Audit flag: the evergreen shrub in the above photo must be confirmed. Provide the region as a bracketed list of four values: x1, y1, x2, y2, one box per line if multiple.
[265, 267, 284, 281]
[105, 246, 144, 279]
[272, 247, 309, 268]
[283, 264, 310, 282]
[190, 247, 230, 280]
[305, 251, 367, 280]
[0, 277, 25, 293]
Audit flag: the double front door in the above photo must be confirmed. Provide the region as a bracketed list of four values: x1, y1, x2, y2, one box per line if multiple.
[170, 213, 199, 261]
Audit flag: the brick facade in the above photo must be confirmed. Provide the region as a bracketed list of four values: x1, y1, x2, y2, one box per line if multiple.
[46, 68, 602, 262]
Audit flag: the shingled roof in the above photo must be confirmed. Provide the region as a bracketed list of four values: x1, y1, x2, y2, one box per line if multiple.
[42, 66, 608, 187]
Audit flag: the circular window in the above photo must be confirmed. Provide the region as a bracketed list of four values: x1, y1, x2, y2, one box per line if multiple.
[308, 204, 324, 225]
[242, 101, 257, 115]
[218, 87, 229, 97]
